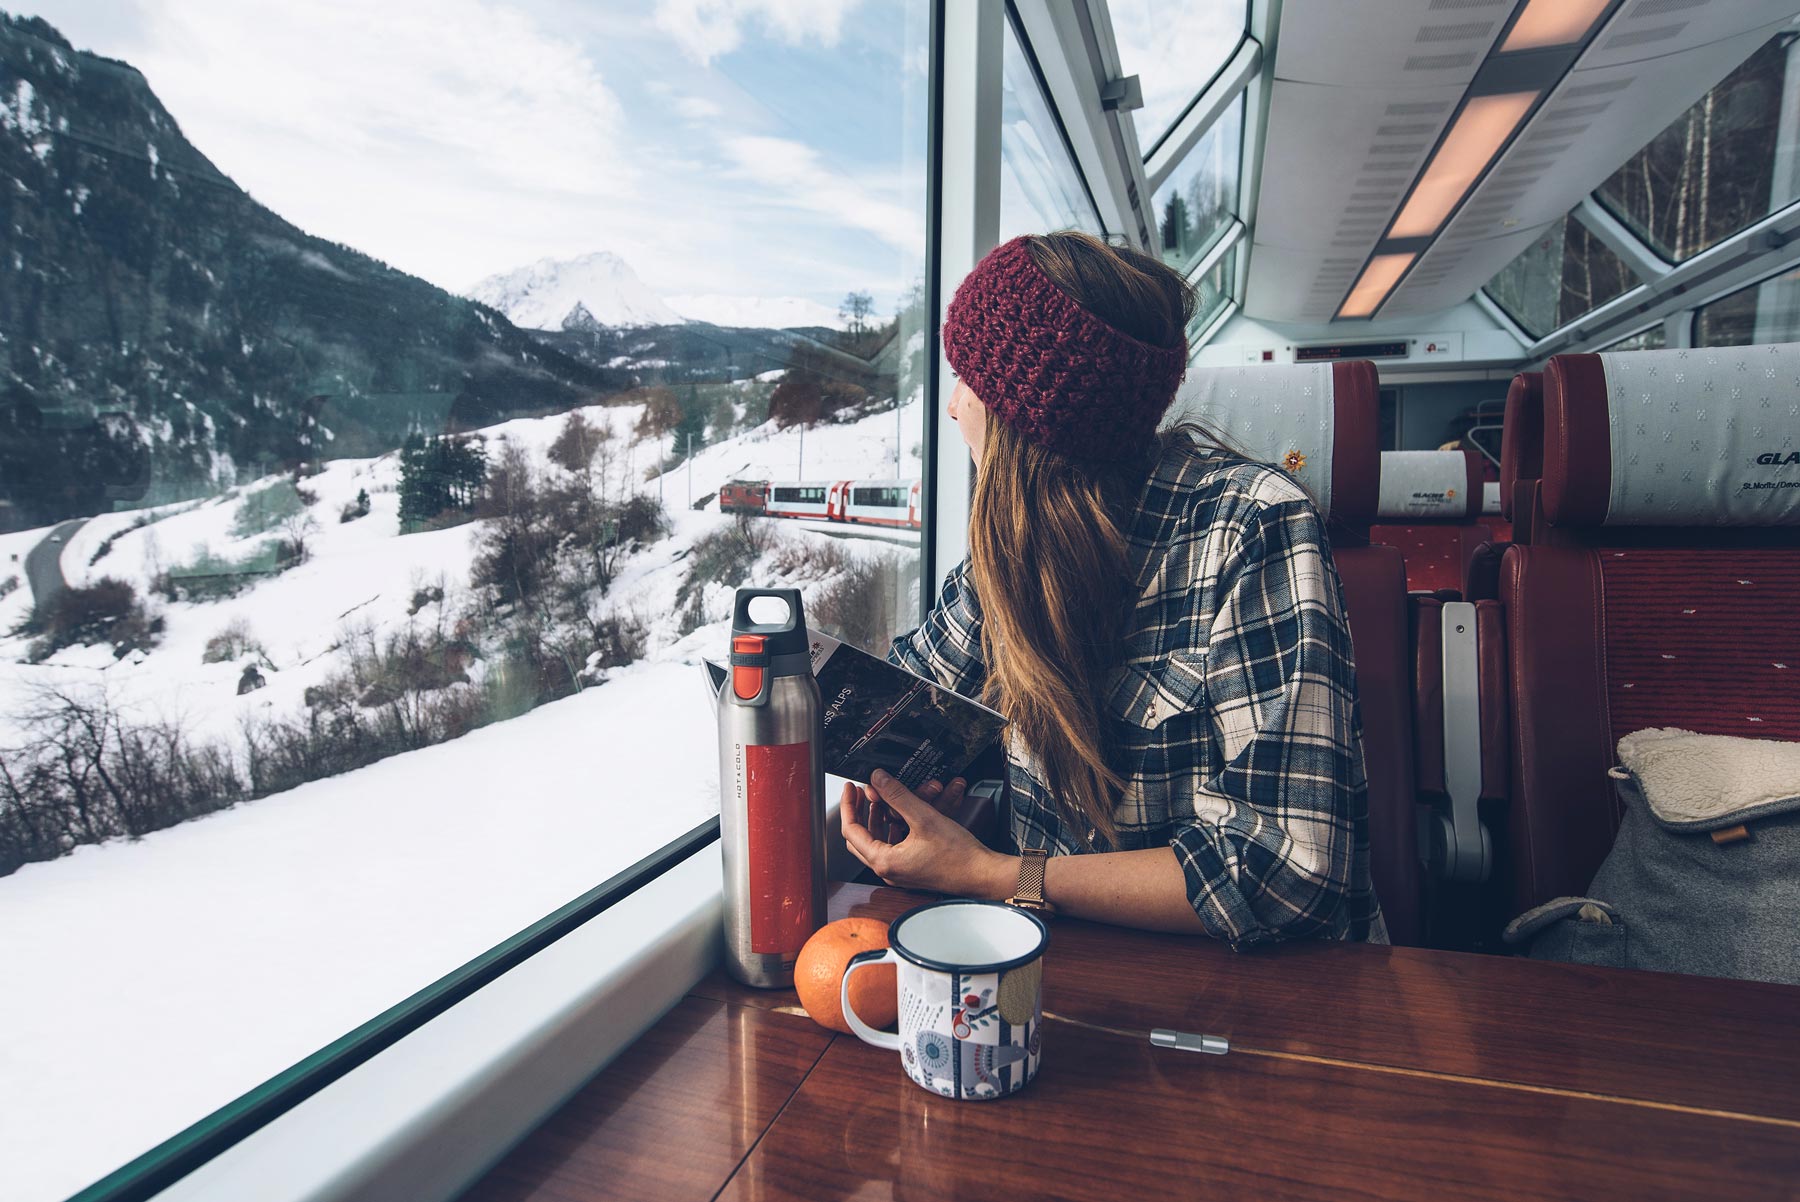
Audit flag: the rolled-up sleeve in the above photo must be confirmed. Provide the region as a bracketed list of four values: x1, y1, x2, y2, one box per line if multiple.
[887, 557, 988, 700]
[1169, 500, 1364, 950]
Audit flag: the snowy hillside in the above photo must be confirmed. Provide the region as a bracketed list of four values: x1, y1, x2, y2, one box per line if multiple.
[467, 251, 686, 330]
[0, 392, 928, 1202]
[667, 293, 845, 330]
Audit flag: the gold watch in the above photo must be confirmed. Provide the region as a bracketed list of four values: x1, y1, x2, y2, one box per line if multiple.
[1005, 848, 1055, 914]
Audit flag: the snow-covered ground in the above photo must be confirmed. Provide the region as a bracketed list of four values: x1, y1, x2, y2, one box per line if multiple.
[0, 393, 925, 1202]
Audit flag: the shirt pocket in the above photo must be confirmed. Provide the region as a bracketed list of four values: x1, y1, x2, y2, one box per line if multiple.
[1110, 648, 1208, 731]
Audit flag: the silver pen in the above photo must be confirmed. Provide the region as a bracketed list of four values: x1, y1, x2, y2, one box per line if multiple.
[1150, 1028, 1230, 1055]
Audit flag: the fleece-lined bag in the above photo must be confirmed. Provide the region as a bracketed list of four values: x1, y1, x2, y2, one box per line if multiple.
[1503, 728, 1800, 986]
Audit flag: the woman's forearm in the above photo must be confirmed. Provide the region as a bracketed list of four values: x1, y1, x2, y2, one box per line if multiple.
[975, 846, 1208, 934]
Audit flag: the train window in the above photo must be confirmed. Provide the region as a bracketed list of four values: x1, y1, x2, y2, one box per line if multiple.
[1596, 36, 1798, 263]
[1187, 245, 1236, 350]
[999, 10, 1105, 240]
[0, 3, 928, 1199]
[1154, 94, 1244, 273]
[1108, 0, 1248, 157]
[1695, 264, 1800, 347]
[1602, 325, 1668, 352]
[1482, 212, 1645, 338]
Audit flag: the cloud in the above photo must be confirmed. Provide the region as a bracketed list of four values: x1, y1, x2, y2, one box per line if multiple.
[720, 134, 923, 258]
[675, 95, 724, 121]
[654, 0, 863, 64]
[92, 0, 635, 287]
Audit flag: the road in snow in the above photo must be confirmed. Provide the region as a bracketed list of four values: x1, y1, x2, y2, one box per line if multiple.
[23, 518, 85, 613]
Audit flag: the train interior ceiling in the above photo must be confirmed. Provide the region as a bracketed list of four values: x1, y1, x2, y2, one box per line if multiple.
[5, 1, 1800, 1201]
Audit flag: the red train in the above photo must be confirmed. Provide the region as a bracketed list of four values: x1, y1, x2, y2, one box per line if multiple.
[717, 479, 921, 530]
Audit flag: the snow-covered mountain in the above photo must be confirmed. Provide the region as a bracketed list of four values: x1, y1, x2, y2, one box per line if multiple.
[667, 293, 845, 330]
[466, 252, 686, 330]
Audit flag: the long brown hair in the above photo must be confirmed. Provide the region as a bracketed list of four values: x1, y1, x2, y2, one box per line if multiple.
[966, 231, 1200, 849]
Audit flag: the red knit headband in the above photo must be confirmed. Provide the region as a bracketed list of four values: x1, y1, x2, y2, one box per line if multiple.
[942, 236, 1187, 463]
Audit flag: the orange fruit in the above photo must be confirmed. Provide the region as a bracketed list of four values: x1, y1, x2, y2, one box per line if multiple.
[795, 917, 896, 1035]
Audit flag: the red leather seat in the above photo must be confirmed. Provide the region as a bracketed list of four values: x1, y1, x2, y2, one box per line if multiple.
[1369, 449, 1487, 594]
[1172, 361, 1421, 944]
[1465, 371, 1542, 601]
[1498, 348, 1800, 915]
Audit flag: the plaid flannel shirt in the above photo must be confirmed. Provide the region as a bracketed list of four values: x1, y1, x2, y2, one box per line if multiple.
[890, 438, 1386, 950]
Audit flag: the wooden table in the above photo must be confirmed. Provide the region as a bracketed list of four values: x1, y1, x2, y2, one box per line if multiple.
[462, 883, 1800, 1202]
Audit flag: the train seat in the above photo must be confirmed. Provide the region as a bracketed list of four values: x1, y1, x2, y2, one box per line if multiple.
[1465, 371, 1543, 600]
[1169, 361, 1422, 944]
[1369, 449, 1486, 594]
[1498, 346, 1800, 918]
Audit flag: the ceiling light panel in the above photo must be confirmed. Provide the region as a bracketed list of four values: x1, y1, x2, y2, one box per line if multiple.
[1500, 0, 1612, 52]
[1389, 91, 1537, 239]
[1337, 253, 1416, 318]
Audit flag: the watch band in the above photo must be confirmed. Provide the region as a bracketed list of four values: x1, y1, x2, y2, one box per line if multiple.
[1007, 848, 1054, 914]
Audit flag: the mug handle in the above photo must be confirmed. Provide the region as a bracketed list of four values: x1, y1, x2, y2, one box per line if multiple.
[840, 948, 900, 1050]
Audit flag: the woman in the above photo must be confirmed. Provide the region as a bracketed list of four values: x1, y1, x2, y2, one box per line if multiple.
[841, 231, 1385, 950]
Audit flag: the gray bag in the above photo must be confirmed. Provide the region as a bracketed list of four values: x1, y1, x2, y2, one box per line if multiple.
[1504, 729, 1800, 986]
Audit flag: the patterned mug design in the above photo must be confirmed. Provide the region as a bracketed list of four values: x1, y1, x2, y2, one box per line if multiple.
[841, 900, 1049, 1101]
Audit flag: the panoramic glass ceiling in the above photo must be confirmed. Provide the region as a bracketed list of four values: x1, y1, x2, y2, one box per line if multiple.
[1107, 0, 1246, 156]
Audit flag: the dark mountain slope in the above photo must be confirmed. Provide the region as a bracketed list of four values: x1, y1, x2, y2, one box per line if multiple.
[0, 14, 630, 529]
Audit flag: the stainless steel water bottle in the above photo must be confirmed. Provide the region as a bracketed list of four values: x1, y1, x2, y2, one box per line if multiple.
[713, 588, 826, 988]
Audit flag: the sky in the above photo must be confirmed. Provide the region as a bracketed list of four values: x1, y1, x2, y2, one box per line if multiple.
[17, 0, 930, 313]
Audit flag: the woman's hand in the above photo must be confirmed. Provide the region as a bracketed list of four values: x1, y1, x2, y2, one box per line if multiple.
[841, 769, 1015, 898]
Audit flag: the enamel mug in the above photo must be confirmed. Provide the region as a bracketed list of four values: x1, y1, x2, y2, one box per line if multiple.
[840, 900, 1049, 1100]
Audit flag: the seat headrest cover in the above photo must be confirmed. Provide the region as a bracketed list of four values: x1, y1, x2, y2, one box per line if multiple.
[1499, 371, 1543, 522]
[1544, 346, 1800, 527]
[1376, 450, 1481, 520]
[1482, 480, 1501, 515]
[1165, 360, 1379, 525]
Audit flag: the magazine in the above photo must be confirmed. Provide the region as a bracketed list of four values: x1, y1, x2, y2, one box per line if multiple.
[704, 631, 1006, 789]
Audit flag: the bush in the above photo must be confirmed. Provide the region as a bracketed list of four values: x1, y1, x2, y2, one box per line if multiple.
[29, 578, 162, 661]
[202, 618, 265, 664]
[232, 480, 307, 538]
[340, 488, 371, 524]
[409, 584, 445, 614]
[769, 535, 850, 579]
[0, 574, 16, 600]
[615, 494, 669, 546]
[0, 687, 244, 877]
[155, 542, 282, 601]
[589, 613, 648, 670]
[808, 551, 920, 653]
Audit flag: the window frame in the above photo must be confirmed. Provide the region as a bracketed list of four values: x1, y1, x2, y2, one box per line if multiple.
[67, 820, 721, 1202]
[1000, 0, 1109, 236]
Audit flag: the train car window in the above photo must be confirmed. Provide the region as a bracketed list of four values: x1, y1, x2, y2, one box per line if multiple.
[1597, 36, 1799, 263]
[1108, 0, 1248, 158]
[1187, 245, 1236, 349]
[1482, 212, 1645, 338]
[0, 3, 929, 1199]
[999, 11, 1106, 240]
[1602, 325, 1668, 352]
[1695, 263, 1800, 346]
[1154, 94, 1244, 274]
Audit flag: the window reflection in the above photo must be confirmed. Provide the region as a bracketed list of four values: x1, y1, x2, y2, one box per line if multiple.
[1597, 36, 1800, 262]
[999, 14, 1104, 240]
[1187, 246, 1235, 353]
[0, 3, 928, 1199]
[1483, 213, 1644, 337]
[1603, 325, 1668, 352]
[1108, 0, 1246, 156]
[1153, 95, 1242, 273]
[1696, 264, 1800, 345]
